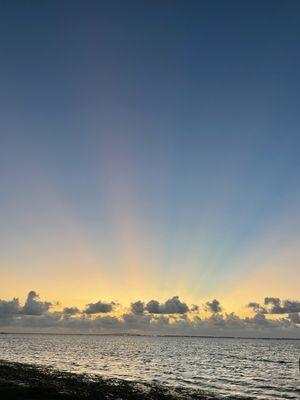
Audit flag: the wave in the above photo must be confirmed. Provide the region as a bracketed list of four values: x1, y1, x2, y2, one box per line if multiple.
[0, 360, 256, 400]
[217, 353, 293, 365]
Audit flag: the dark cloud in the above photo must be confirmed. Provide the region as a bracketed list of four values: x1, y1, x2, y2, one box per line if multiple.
[205, 299, 222, 314]
[145, 299, 161, 314]
[21, 291, 52, 316]
[83, 301, 114, 314]
[63, 307, 80, 315]
[0, 298, 20, 317]
[247, 297, 300, 315]
[264, 297, 281, 307]
[264, 297, 283, 313]
[130, 301, 145, 315]
[247, 302, 266, 314]
[280, 300, 300, 314]
[145, 296, 189, 314]
[0, 291, 299, 337]
[288, 313, 300, 324]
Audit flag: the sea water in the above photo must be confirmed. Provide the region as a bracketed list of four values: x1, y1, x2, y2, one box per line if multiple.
[0, 334, 299, 399]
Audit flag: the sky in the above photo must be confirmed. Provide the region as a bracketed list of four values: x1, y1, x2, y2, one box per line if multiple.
[0, 1, 300, 336]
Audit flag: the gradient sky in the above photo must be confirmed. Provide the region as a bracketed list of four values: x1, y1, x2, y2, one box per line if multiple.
[1, 1, 300, 314]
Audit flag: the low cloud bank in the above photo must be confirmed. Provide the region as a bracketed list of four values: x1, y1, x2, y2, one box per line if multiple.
[0, 291, 299, 337]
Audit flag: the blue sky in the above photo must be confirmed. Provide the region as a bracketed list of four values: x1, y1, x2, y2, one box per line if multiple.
[0, 1, 299, 310]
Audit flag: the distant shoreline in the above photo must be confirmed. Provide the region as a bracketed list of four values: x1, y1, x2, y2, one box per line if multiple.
[1, 332, 300, 340]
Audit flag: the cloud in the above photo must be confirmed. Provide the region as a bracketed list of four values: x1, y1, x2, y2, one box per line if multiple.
[145, 300, 161, 314]
[205, 299, 222, 314]
[279, 300, 300, 314]
[145, 296, 189, 314]
[130, 300, 145, 315]
[264, 297, 281, 307]
[247, 297, 300, 315]
[288, 313, 300, 324]
[93, 315, 121, 329]
[0, 291, 299, 337]
[60, 315, 92, 330]
[63, 307, 80, 315]
[18, 312, 63, 328]
[122, 313, 152, 329]
[264, 297, 283, 313]
[83, 301, 114, 314]
[247, 302, 266, 314]
[21, 291, 52, 316]
[0, 298, 20, 317]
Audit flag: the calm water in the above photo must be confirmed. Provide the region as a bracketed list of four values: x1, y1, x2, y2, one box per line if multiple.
[0, 334, 299, 399]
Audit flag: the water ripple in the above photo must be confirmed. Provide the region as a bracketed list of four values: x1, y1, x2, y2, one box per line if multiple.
[0, 334, 299, 399]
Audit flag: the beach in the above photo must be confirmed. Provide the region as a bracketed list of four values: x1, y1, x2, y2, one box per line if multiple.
[0, 360, 251, 400]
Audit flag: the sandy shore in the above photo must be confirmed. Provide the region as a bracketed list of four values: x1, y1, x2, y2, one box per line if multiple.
[0, 360, 253, 399]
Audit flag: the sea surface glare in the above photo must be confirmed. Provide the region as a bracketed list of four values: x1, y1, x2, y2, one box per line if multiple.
[0, 334, 299, 399]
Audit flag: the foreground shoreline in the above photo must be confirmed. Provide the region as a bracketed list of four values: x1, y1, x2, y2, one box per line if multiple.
[0, 360, 253, 400]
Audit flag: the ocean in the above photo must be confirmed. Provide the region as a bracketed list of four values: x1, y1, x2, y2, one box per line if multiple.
[0, 334, 299, 399]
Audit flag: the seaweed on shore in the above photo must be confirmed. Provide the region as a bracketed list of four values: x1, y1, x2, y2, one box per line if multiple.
[0, 360, 253, 400]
